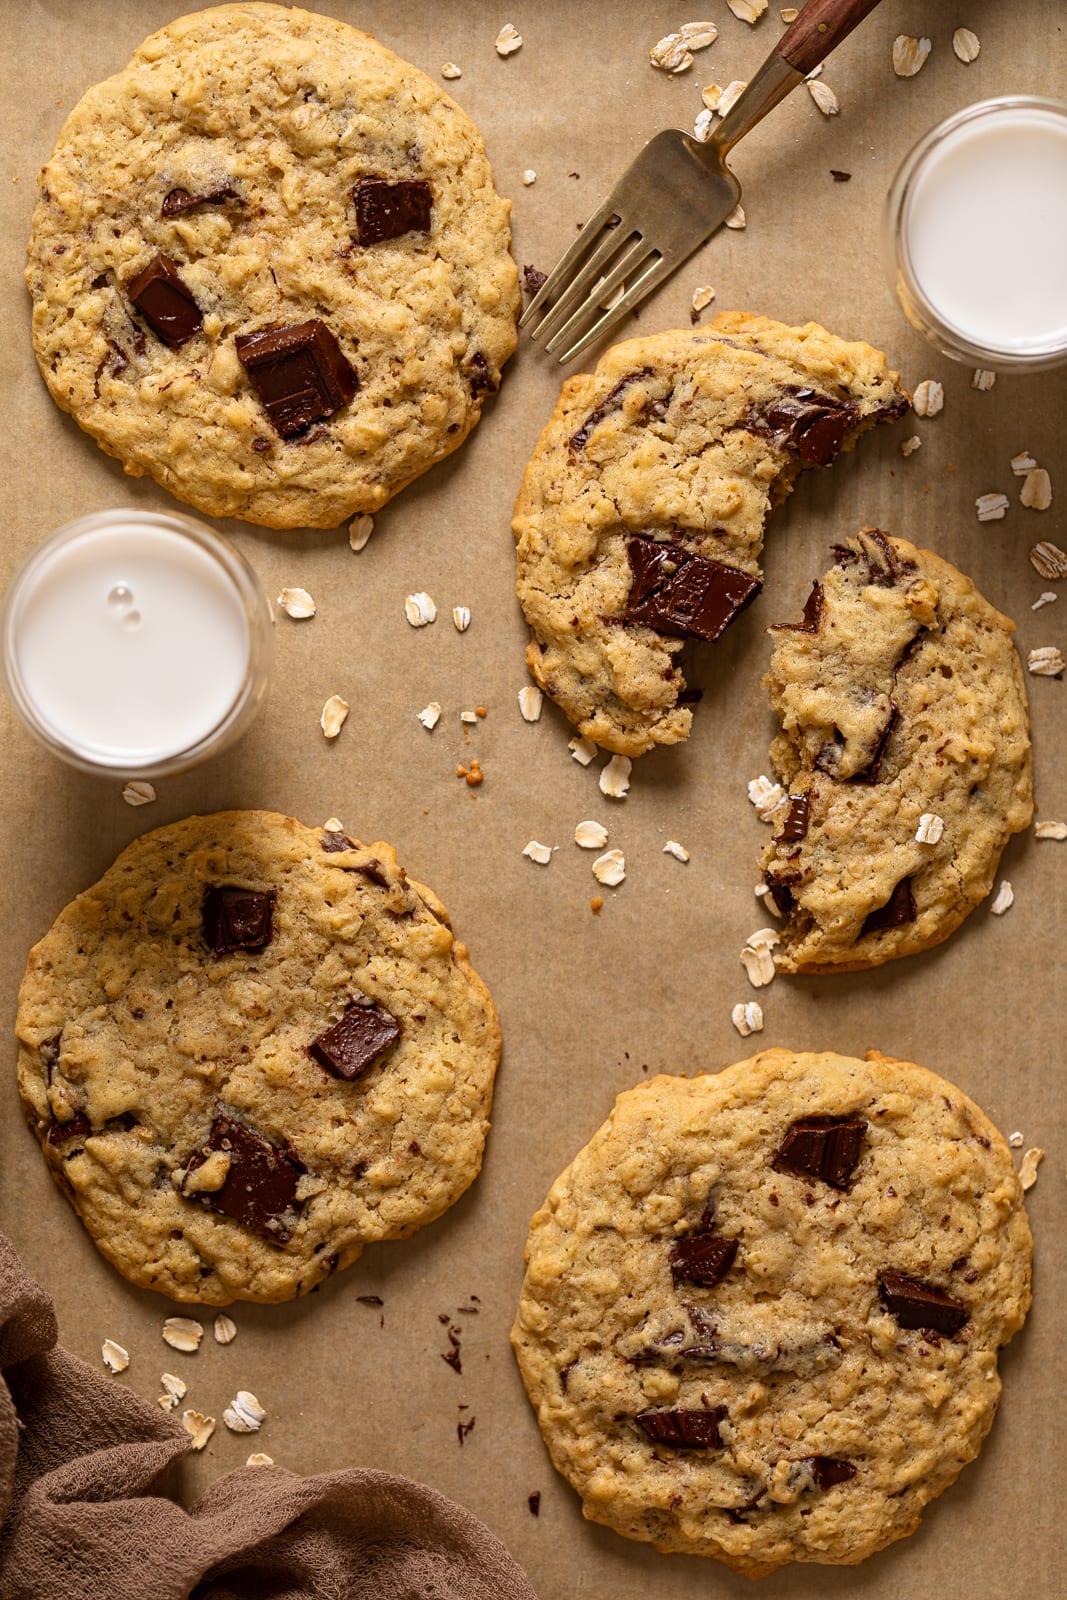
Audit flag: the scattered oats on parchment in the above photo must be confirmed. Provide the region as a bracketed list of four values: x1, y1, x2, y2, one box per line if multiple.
[320, 695, 349, 739]
[214, 1314, 237, 1345]
[663, 840, 690, 862]
[650, 32, 692, 73]
[599, 754, 632, 798]
[122, 780, 156, 807]
[181, 1410, 216, 1450]
[990, 880, 1015, 915]
[417, 702, 441, 730]
[912, 379, 944, 417]
[348, 513, 373, 551]
[224, 1391, 267, 1434]
[1018, 1147, 1044, 1191]
[158, 1372, 187, 1411]
[452, 605, 471, 632]
[569, 735, 597, 766]
[952, 28, 981, 64]
[808, 79, 839, 116]
[404, 592, 437, 627]
[1028, 646, 1065, 677]
[731, 1000, 764, 1037]
[740, 927, 780, 988]
[102, 1339, 129, 1374]
[701, 83, 722, 111]
[900, 435, 922, 457]
[972, 367, 996, 391]
[575, 820, 609, 849]
[892, 35, 931, 78]
[518, 685, 543, 722]
[162, 1317, 204, 1353]
[247, 1452, 274, 1466]
[1012, 451, 1038, 476]
[592, 848, 626, 887]
[728, 0, 767, 23]
[495, 23, 523, 57]
[1030, 541, 1067, 579]
[276, 587, 315, 619]
[1032, 592, 1057, 611]
[1020, 468, 1052, 511]
[915, 812, 944, 844]
[976, 492, 1009, 522]
[523, 840, 553, 865]
[323, 817, 344, 833]
[1035, 820, 1067, 839]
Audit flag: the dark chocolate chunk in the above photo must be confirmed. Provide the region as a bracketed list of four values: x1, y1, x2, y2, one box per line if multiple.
[309, 1000, 400, 1081]
[352, 176, 433, 244]
[161, 184, 240, 218]
[624, 537, 761, 643]
[764, 870, 795, 917]
[878, 1271, 968, 1335]
[570, 368, 655, 450]
[181, 1112, 305, 1241]
[528, 1491, 541, 1517]
[771, 579, 823, 634]
[860, 878, 917, 937]
[747, 385, 858, 465]
[774, 1116, 868, 1190]
[235, 320, 357, 439]
[636, 1407, 727, 1449]
[463, 349, 498, 397]
[125, 253, 203, 347]
[47, 1112, 91, 1146]
[775, 793, 810, 843]
[807, 1455, 857, 1489]
[523, 264, 548, 295]
[203, 886, 276, 954]
[670, 1234, 739, 1288]
[321, 829, 357, 853]
[857, 528, 913, 588]
[724, 1485, 767, 1523]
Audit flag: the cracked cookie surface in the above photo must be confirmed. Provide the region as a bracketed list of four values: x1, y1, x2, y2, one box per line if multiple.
[16, 810, 500, 1304]
[511, 1050, 1031, 1576]
[762, 532, 1032, 972]
[512, 313, 907, 756]
[26, 3, 519, 529]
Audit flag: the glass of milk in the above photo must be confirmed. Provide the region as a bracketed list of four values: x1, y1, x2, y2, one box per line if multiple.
[886, 96, 1067, 369]
[2, 510, 273, 777]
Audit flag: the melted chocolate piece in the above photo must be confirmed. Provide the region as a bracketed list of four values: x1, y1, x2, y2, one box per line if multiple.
[670, 1234, 739, 1288]
[161, 185, 240, 218]
[764, 870, 795, 917]
[321, 829, 357, 853]
[570, 368, 655, 450]
[807, 1456, 857, 1490]
[309, 1001, 401, 1081]
[624, 537, 761, 642]
[235, 320, 357, 439]
[182, 1112, 305, 1240]
[860, 878, 916, 937]
[774, 1116, 868, 1190]
[636, 1407, 727, 1449]
[47, 1112, 91, 1146]
[352, 177, 433, 244]
[748, 385, 858, 465]
[771, 579, 823, 634]
[878, 1271, 968, 1335]
[775, 793, 810, 844]
[126, 253, 202, 347]
[857, 528, 913, 588]
[203, 886, 276, 954]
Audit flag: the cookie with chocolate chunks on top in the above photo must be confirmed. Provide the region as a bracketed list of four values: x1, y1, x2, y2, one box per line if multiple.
[512, 1048, 1031, 1576]
[16, 810, 500, 1304]
[513, 313, 908, 757]
[761, 531, 1032, 972]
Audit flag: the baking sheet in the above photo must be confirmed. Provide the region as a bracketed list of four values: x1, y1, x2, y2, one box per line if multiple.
[2, 3, 1064, 1595]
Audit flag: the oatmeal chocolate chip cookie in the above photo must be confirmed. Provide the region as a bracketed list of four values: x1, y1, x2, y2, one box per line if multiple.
[16, 811, 500, 1304]
[762, 532, 1033, 972]
[26, 3, 519, 529]
[512, 313, 908, 756]
[511, 1049, 1031, 1576]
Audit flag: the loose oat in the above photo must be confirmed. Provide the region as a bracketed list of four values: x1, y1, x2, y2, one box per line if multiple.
[452, 605, 471, 632]
[1028, 646, 1065, 677]
[323, 816, 344, 832]
[693, 108, 714, 142]
[569, 735, 597, 766]
[518, 685, 543, 722]
[1011, 451, 1038, 475]
[599, 753, 632, 798]
[181, 1410, 216, 1450]
[892, 35, 932, 77]
[162, 1317, 204, 1353]
[727, 0, 767, 22]
[740, 927, 780, 987]
[441, 62, 462, 80]
[691, 284, 716, 313]
[246, 1452, 274, 1467]
[592, 848, 626, 887]
[975, 492, 1009, 522]
[1035, 820, 1067, 839]
[102, 1339, 129, 1374]
[663, 840, 690, 862]
[1018, 1147, 1044, 1191]
[320, 695, 349, 739]
[804, 63, 823, 80]
[575, 820, 609, 849]
[915, 812, 944, 844]
[1020, 468, 1053, 511]
[417, 701, 441, 730]
[404, 592, 437, 627]
[807, 79, 839, 116]
[495, 23, 523, 57]
[731, 1000, 764, 1037]
[990, 880, 1014, 915]
[649, 32, 693, 73]
[679, 20, 719, 48]
[159, 1373, 187, 1410]
[348, 513, 373, 551]
[900, 435, 922, 457]
[755, 881, 784, 917]
[122, 780, 156, 807]
[460, 710, 478, 724]
[952, 27, 981, 63]
[522, 169, 537, 185]
[912, 379, 944, 417]
[1009, 1131, 1024, 1148]
[718, 80, 748, 118]
[1030, 541, 1067, 579]
[276, 586, 316, 619]
[522, 840, 553, 865]
[214, 1314, 237, 1345]
[701, 83, 721, 111]
[747, 774, 786, 821]
[972, 367, 996, 391]
[780, 7, 799, 19]
[1032, 592, 1058, 611]
[223, 1390, 267, 1433]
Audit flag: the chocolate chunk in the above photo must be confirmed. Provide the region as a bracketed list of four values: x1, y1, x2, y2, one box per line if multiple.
[528, 1491, 541, 1517]
[878, 1271, 968, 1335]
[830, 169, 852, 182]
[570, 368, 655, 450]
[764, 870, 795, 917]
[182, 1112, 305, 1241]
[670, 1234, 739, 1288]
[126, 253, 203, 347]
[857, 528, 913, 588]
[771, 579, 823, 633]
[352, 176, 433, 244]
[523, 263, 548, 295]
[774, 1116, 868, 1190]
[47, 1112, 91, 1146]
[161, 184, 240, 218]
[463, 349, 499, 397]
[814, 729, 845, 776]
[860, 878, 917, 937]
[321, 829, 357, 853]
[624, 538, 761, 642]
[807, 1455, 858, 1489]
[235, 320, 357, 439]
[747, 385, 858, 465]
[636, 1407, 727, 1449]
[775, 793, 810, 844]
[202, 886, 276, 954]
[309, 1000, 400, 1080]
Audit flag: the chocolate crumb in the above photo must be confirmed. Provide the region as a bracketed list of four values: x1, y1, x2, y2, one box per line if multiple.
[356, 1295, 384, 1307]
[457, 1416, 476, 1447]
[830, 169, 852, 182]
[528, 1491, 541, 1517]
[523, 264, 548, 295]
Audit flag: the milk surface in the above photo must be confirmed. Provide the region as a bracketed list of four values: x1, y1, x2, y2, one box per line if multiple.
[905, 107, 1067, 354]
[12, 521, 251, 764]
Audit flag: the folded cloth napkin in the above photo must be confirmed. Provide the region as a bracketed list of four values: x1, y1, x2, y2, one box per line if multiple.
[0, 1234, 537, 1599]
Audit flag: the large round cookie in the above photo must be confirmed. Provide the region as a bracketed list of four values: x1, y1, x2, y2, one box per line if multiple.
[512, 1050, 1031, 1576]
[26, 4, 519, 529]
[16, 811, 501, 1304]
[762, 531, 1032, 972]
[512, 313, 908, 756]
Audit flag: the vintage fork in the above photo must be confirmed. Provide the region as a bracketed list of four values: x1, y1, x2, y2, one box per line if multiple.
[521, 0, 884, 363]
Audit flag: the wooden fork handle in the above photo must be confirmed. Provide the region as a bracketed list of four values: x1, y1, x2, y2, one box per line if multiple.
[777, 0, 884, 78]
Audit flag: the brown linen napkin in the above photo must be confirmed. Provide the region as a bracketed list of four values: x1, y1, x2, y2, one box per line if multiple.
[0, 1233, 537, 1599]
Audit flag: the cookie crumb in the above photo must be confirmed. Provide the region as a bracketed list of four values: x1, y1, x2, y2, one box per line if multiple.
[590, 896, 603, 915]
[276, 586, 316, 619]
[952, 28, 981, 63]
[181, 1410, 215, 1450]
[522, 169, 537, 186]
[893, 35, 931, 77]
[452, 605, 471, 632]
[728, 0, 767, 23]
[102, 1339, 129, 1374]
[592, 849, 626, 887]
[162, 1317, 204, 1353]
[731, 1000, 764, 1037]
[975, 492, 1009, 522]
[972, 367, 996, 391]
[122, 780, 156, 807]
[569, 735, 597, 766]
[223, 1390, 266, 1433]
[575, 820, 609, 849]
[404, 592, 437, 627]
[599, 754, 632, 799]
[518, 686, 544, 722]
[663, 840, 690, 862]
[900, 434, 922, 457]
[914, 812, 944, 844]
[457, 759, 484, 786]
[417, 702, 442, 730]
[1035, 819, 1067, 839]
[990, 880, 1015, 915]
[214, 1314, 237, 1345]
[523, 840, 553, 865]
[320, 695, 349, 739]
[495, 23, 523, 56]
[1020, 467, 1052, 511]
[1028, 646, 1065, 677]
[348, 514, 373, 551]
[1018, 1147, 1044, 1191]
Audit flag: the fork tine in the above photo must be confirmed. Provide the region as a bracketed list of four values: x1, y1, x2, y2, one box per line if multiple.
[530, 223, 640, 346]
[519, 196, 622, 332]
[554, 253, 675, 365]
[542, 237, 658, 357]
